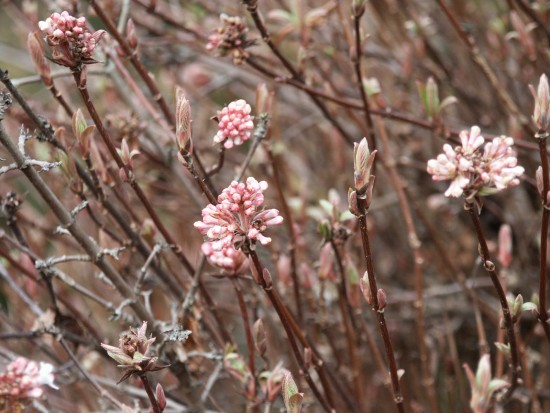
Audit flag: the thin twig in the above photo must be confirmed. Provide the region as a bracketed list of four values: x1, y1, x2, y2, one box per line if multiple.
[230, 277, 258, 411]
[356, 197, 405, 413]
[139, 374, 162, 413]
[351, 5, 376, 150]
[535, 131, 550, 342]
[464, 201, 520, 398]
[374, 115, 438, 413]
[247, 250, 334, 413]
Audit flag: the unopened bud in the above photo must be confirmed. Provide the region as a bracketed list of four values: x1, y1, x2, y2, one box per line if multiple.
[512, 294, 523, 319]
[156, 383, 167, 411]
[536, 166, 544, 197]
[253, 319, 267, 356]
[364, 175, 376, 209]
[140, 218, 157, 244]
[126, 19, 138, 50]
[282, 371, 304, 413]
[318, 243, 335, 280]
[263, 268, 272, 289]
[120, 139, 132, 167]
[425, 77, 439, 118]
[73, 109, 87, 138]
[276, 254, 291, 286]
[72, 109, 94, 158]
[377, 289, 387, 311]
[175, 86, 193, 154]
[417, 77, 440, 120]
[533, 73, 550, 130]
[497, 224, 513, 269]
[27, 32, 52, 87]
[78, 65, 88, 89]
[348, 188, 360, 216]
[119, 166, 130, 182]
[359, 271, 373, 305]
[354, 138, 371, 194]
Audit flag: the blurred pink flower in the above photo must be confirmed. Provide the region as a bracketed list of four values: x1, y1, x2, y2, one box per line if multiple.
[195, 178, 283, 270]
[206, 14, 252, 64]
[213, 100, 254, 149]
[201, 243, 247, 273]
[427, 126, 524, 197]
[38, 11, 105, 67]
[0, 357, 57, 400]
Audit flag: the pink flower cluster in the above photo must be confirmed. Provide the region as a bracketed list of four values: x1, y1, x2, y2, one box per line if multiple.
[39, 11, 105, 67]
[206, 14, 251, 65]
[427, 126, 524, 197]
[194, 178, 283, 272]
[0, 357, 57, 400]
[213, 100, 254, 149]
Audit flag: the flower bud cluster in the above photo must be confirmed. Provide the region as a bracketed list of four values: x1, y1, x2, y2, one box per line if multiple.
[213, 100, 254, 149]
[38, 11, 105, 67]
[195, 178, 283, 271]
[0, 357, 57, 400]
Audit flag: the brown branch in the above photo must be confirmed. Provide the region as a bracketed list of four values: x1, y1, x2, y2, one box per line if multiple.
[535, 132, 550, 342]
[464, 201, 520, 397]
[356, 201, 406, 413]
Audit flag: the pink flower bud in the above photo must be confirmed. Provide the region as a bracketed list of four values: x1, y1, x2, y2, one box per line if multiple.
[318, 243, 335, 281]
[277, 254, 292, 286]
[533, 73, 550, 130]
[536, 166, 544, 197]
[120, 139, 132, 167]
[126, 19, 138, 49]
[263, 268, 273, 289]
[354, 138, 371, 194]
[156, 383, 166, 411]
[359, 271, 373, 305]
[377, 289, 387, 311]
[175, 86, 193, 154]
[497, 224, 513, 269]
[348, 188, 360, 216]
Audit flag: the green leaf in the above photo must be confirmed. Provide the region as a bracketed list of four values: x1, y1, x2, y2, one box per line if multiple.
[282, 371, 303, 413]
